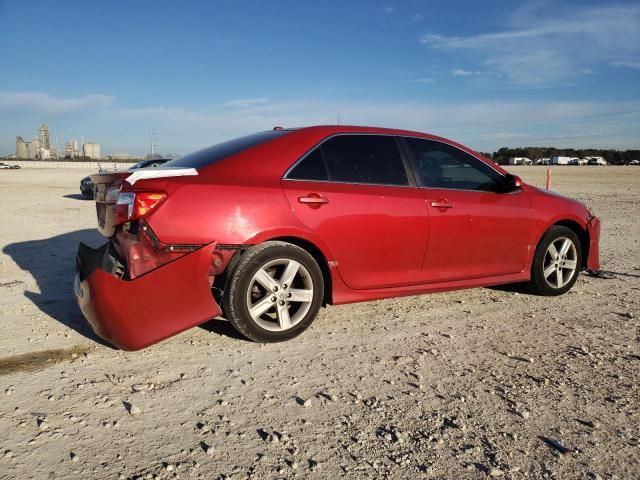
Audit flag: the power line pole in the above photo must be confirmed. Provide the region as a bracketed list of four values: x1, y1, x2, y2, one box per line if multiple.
[150, 128, 157, 158]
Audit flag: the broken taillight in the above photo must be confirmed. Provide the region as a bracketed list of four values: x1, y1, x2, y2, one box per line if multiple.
[115, 191, 167, 224]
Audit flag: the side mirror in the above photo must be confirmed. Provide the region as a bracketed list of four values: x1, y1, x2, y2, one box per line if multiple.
[502, 174, 523, 193]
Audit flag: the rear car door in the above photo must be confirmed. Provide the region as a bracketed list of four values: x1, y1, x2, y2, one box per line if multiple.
[281, 134, 429, 290]
[401, 137, 534, 283]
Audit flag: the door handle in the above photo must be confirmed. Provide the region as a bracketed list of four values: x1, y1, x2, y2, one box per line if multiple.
[298, 194, 330, 205]
[430, 199, 454, 209]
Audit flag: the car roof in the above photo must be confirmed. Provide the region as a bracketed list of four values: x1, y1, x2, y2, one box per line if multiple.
[287, 125, 483, 152]
[292, 124, 440, 139]
[199, 125, 507, 185]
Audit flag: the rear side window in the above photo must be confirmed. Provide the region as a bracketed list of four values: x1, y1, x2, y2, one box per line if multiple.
[289, 135, 408, 186]
[164, 130, 291, 169]
[404, 137, 504, 192]
[287, 148, 328, 181]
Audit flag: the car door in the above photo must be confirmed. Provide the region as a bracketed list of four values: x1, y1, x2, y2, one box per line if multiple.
[281, 134, 429, 290]
[401, 137, 534, 283]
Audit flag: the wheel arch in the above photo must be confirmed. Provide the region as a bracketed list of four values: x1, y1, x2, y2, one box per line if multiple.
[550, 219, 590, 269]
[215, 234, 334, 308]
[269, 236, 332, 306]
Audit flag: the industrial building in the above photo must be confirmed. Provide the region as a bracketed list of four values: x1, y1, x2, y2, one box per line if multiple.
[83, 142, 101, 160]
[38, 124, 50, 150]
[64, 140, 80, 158]
[16, 124, 57, 159]
[28, 139, 40, 159]
[16, 136, 41, 159]
[15, 123, 104, 160]
[15, 136, 29, 159]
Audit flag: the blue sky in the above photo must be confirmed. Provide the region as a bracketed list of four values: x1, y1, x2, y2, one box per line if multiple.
[1, 0, 639, 155]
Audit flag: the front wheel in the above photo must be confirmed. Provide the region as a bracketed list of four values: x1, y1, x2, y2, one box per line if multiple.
[526, 225, 582, 296]
[223, 241, 324, 342]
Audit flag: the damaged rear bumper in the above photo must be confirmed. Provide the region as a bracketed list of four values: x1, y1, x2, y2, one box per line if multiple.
[74, 241, 221, 350]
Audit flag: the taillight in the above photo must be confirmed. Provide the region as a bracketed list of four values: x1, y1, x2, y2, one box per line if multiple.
[135, 192, 167, 217]
[115, 191, 167, 224]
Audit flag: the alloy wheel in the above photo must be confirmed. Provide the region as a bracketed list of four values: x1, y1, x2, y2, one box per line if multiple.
[542, 236, 578, 289]
[246, 258, 314, 332]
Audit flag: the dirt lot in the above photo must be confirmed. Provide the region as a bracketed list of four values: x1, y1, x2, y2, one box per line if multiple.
[0, 167, 638, 480]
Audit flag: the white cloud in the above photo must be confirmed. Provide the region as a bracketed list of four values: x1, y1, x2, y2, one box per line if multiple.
[1, 91, 638, 154]
[611, 60, 640, 69]
[384, 6, 395, 14]
[224, 98, 270, 108]
[0, 91, 113, 115]
[412, 13, 424, 22]
[106, 98, 640, 152]
[452, 69, 482, 77]
[412, 77, 435, 83]
[421, 4, 640, 85]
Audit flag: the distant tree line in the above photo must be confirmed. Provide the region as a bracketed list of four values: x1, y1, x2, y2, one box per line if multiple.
[480, 147, 640, 165]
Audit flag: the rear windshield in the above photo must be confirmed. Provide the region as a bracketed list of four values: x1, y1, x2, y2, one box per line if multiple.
[164, 130, 291, 169]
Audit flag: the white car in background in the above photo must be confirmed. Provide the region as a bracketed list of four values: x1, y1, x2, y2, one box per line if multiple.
[0, 162, 20, 169]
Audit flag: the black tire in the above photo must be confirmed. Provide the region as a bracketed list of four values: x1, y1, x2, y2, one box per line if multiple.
[222, 241, 324, 342]
[526, 225, 582, 296]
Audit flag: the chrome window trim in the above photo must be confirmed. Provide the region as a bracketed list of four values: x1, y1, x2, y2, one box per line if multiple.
[282, 132, 509, 193]
[282, 175, 522, 194]
[417, 185, 524, 195]
[281, 177, 416, 189]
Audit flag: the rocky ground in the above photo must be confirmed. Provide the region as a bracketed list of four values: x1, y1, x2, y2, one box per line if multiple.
[0, 166, 638, 480]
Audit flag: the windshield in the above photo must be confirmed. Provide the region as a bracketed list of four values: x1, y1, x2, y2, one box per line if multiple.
[163, 130, 291, 169]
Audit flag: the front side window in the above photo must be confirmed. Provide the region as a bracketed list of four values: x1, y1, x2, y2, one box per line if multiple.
[403, 137, 504, 192]
[288, 135, 408, 186]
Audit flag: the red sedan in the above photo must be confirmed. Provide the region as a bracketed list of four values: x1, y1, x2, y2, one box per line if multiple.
[75, 126, 601, 350]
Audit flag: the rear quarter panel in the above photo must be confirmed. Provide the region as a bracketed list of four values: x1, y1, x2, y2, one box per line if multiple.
[141, 179, 336, 264]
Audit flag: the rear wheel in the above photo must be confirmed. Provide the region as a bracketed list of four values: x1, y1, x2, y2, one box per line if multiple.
[526, 225, 582, 296]
[223, 241, 324, 342]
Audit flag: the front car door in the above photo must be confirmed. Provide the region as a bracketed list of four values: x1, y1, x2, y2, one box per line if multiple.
[401, 137, 534, 283]
[281, 134, 428, 290]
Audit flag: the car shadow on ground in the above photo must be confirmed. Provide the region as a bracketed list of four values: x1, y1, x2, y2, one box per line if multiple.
[199, 318, 251, 341]
[63, 194, 92, 201]
[4, 229, 111, 348]
[487, 282, 530, 294]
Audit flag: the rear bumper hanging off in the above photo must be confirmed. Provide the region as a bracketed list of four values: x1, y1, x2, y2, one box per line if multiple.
[74, 241, 221, 350]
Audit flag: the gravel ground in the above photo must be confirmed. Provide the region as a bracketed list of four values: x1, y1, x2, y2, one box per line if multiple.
[0, 166, 638, 480]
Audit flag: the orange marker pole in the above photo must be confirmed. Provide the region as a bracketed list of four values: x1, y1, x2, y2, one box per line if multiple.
[546, 167, 552, 190]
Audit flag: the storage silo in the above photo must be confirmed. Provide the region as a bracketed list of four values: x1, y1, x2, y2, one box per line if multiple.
[16, 136, 29, 159]
[27, 138, 39, 159]
[83, 142, 101, 160]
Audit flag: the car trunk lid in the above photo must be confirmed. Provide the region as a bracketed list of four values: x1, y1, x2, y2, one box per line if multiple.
[91, 168, 198, 237]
